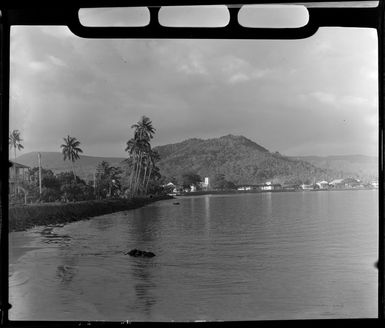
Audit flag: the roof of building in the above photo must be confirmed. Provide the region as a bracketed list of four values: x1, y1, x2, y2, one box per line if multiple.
[9, 160, 30, 169]
[329, 179, 344, 185]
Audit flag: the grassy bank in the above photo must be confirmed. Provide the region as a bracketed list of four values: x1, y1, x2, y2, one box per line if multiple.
[9, 195, 173, 232]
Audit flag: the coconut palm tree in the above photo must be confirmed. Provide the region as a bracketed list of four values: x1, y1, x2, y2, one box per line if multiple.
[9, 129, 24, 160]
[9, 130, 24, 195]
[144, 149, 160, 194]
[60, 135, 83, 180]
[131, 116, 155, 194]
[131, 115, 155, 141]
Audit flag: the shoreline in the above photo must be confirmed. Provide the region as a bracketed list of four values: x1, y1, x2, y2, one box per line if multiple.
[174, 187, 378, 197]
[8, 195, 173, 232]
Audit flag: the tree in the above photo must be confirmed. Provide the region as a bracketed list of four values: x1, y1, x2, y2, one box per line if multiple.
[179, 172, 202, 189]
[95, 161, 122, 198]
[60, 135, 83, 179]
[211, 173, 227, 190]
[9, 129, 24, 160]
[57, 172, 90, 202]
[143, 149, 160, 194]
[131, 115, 156, 141]
[125, 137, 150, 195]
[125, 116, 157, 196]
[9, 130, 24, 195]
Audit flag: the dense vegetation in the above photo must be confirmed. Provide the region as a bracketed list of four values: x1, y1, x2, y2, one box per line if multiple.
[10, 130, 376, 205]
[155, 134, 337, 186]
[9, 196, 171, 232]
[9, 117, 168, 205]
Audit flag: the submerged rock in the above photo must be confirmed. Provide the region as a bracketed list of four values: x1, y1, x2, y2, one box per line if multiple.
[126, 249, 155, 258]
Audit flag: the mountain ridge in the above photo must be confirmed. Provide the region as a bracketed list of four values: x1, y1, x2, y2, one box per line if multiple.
[14, 135, 377, 184]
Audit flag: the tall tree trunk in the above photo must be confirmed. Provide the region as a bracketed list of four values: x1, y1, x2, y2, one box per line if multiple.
[145, 164, 153, 194]
[134, 151, 143, 195]
[129, 156, 138, 196]
[14, 147, 17, 194]
[72, 162, 76, 181]
[142, 160, 148, 194]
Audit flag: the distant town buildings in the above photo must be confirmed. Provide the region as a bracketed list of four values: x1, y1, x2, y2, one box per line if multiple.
[201, 177, 210, 190]
[164, 176, 376, 195]
[316, 181, 329, 189]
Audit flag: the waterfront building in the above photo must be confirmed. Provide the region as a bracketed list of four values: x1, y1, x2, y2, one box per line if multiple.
[9, 160, 30, 194]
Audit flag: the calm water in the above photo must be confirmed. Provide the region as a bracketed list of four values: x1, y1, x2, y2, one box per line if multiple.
[9, 190, 378, 321]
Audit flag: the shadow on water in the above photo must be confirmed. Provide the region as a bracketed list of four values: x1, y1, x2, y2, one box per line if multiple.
[124, 206, 164, 317]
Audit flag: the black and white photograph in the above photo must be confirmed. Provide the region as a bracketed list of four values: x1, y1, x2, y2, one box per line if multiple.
[2, 0, 381, 323]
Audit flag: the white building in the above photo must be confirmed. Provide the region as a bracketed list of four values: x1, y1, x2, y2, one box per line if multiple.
[261, 181, 273, 191]
[371, 181, 379, 188]
[201, 177, 210, 190]
[316, 181, 329, 189]
[301, 184, 313, 190]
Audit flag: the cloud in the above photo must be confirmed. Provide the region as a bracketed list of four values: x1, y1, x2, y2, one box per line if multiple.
[298, 91, 337, 106]
[177, 53, 207, 75]
[9, 25, 378, 158]
[48, 55, 67, 67]
[28, 61, 48, 71]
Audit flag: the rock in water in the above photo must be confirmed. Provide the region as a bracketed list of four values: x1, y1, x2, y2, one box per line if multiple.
[126, 249, 155, 258]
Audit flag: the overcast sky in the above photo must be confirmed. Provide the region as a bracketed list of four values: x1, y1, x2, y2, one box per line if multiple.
[9, 6, 378, 158]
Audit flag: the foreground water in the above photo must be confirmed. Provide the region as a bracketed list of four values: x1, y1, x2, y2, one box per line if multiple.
[9, 190, 378, 321]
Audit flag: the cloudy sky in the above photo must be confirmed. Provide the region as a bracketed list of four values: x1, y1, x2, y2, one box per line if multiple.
[9, 6, 378, 158]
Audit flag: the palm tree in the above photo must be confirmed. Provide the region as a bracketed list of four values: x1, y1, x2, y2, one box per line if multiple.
[131, 116, 155, 195]
[96, 161, 122, 198]
[125, 138, 150, 195]
[9, 129, 24, 160]
[9, 130, 24, 195]
[60, 135, 83, 180]
[131, 116, 155, 141]
[144, 149, 160, 194]
[125, 116, 156, 196]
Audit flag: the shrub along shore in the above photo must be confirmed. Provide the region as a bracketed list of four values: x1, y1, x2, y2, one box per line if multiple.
[9, 195, 173, 232]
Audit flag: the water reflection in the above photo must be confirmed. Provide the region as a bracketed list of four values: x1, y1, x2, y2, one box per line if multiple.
[204, 195, 211, 233]
[129, 206, 162, 244]
[129, 260, 157, 316]
[56, 262, 78, 284]
[9, 191, 378, 320]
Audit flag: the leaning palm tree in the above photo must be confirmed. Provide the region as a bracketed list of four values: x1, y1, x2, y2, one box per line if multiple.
[9, 129, 24, 160]
[60, 135, 83, 180]
[125, 137, 150, 195]
[144, 149, 160, 194]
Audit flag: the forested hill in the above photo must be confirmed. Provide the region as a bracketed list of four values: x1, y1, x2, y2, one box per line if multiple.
[154, 134, 333, 185]
[292, 155, 378, 182]
[15, 136, 376, 185]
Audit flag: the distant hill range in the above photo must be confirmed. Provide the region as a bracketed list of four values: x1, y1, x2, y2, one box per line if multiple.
[290, 155, 378, 182]
[14, 151, 126, 181]
[154, 135, 376, 185]
[15, 135, 378, 184]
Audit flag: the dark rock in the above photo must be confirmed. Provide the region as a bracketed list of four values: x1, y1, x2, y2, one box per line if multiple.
[126, 249, 155, 258]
